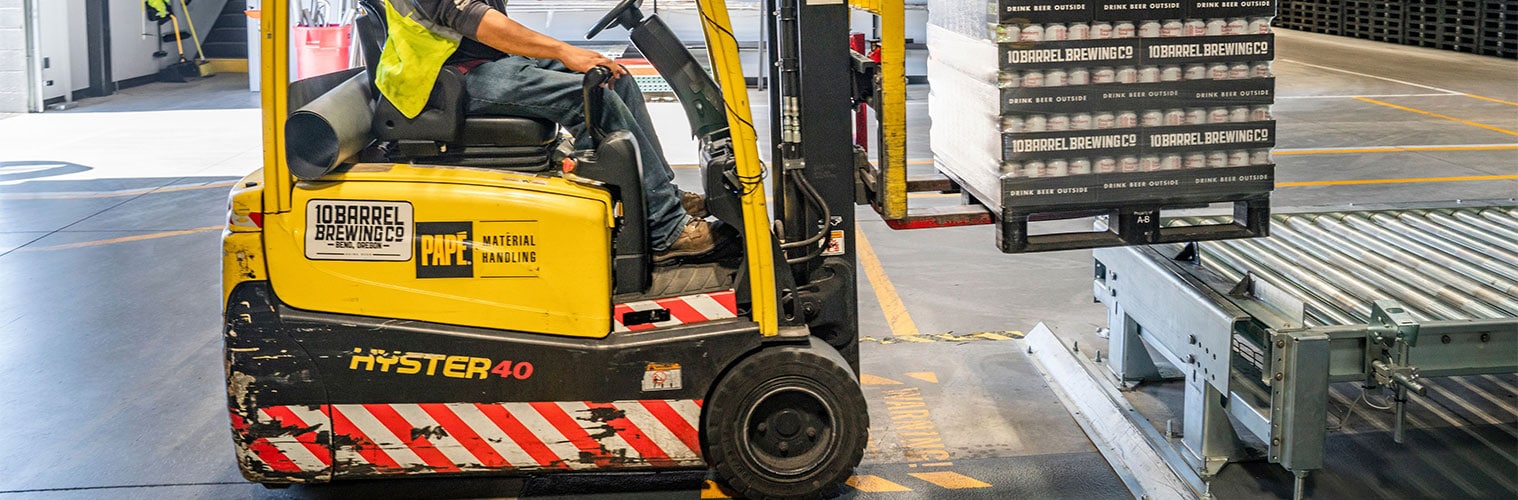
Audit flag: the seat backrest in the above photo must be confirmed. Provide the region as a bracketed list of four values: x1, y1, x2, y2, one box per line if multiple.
[354, 0, 564, 147]
[354, 0, 466, 143]
[355, 0, 385, 97]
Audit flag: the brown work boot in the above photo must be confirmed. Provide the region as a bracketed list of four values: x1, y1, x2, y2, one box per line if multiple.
[655, 217, 717, 263]
[680, 190, 709, 218]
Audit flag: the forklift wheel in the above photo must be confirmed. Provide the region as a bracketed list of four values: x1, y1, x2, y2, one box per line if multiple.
[704, 340, 868, 499]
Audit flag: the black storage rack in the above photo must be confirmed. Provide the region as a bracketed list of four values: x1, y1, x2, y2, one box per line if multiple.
[1344, 1, 1406, 44]
[1481, 0, 1517, 59]
[1275, 0, 1516, 59]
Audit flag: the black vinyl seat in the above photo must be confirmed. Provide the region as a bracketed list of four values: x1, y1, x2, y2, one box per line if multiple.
[354, 0, 561, 170]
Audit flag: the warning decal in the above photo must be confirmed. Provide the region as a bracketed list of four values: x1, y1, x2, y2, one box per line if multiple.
[822, 230, 846, 256]
[642, 363, 683, 392]
[305, 200, 413, 261]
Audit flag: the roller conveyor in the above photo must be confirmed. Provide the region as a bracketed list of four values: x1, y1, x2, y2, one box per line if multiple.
[1084, 205, 1518, 499]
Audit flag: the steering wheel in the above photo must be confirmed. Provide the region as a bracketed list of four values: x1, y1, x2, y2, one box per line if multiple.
[585, 0, 643, 40]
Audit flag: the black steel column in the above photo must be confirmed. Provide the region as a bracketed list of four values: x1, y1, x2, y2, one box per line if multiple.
[83, 0, 112, 98]
[796, 1, 858, 367]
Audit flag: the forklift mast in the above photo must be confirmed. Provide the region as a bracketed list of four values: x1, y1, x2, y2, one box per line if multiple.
[764, 0, 862, 364]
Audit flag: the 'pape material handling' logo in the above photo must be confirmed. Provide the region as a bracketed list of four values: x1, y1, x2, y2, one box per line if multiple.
[415, 222, 473, 278]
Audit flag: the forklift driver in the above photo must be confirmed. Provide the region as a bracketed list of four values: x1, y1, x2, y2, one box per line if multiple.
[376, 0, 716, 262]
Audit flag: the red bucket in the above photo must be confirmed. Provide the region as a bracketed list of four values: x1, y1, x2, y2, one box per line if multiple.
[294, 25, 353, 79]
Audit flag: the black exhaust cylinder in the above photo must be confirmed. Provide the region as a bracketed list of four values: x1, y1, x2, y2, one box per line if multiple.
[285, 72, 375, 180]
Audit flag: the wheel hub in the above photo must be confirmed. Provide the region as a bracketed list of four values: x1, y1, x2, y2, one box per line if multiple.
[773, 410, 803, 437]
[742, 382, 839, 477]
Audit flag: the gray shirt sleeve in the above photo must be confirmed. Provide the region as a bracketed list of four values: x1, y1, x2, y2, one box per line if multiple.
[405, 0, 497, 38]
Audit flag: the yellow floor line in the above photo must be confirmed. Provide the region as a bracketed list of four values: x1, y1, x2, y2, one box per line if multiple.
[856, 230, 921, 337]
[969, 331, 1021, 341]
[910, 471, 992, 489]
[859, 331, 1023, 344]
[0, 182, 236, 200]
[672, 159, 936, 170]
[1355, 97, 1518, 137]
[846, 475, 913, 492]
[1277, 175, 1518, 187]
[1465, 93, 1518, 107]
[20, 226, 222, 251]
[1275, 144, 1518, 155]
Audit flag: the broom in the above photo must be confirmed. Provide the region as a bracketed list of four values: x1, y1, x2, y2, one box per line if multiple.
[160, 13, 201, 82]
[178, 0, 217, 77]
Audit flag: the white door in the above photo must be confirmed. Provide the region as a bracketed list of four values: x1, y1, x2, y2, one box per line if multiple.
[33, 0, 73, 102]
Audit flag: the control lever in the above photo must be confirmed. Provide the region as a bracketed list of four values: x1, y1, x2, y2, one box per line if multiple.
[582, 65, 612, 144]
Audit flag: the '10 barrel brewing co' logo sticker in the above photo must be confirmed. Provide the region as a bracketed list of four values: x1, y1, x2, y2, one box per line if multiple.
[305, 200, 413, 261]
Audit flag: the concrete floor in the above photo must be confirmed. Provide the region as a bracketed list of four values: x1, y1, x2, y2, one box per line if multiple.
[1, 29, 1515, 499]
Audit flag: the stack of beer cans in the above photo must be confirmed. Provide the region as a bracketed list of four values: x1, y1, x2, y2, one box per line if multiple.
[927, 0, 1279, 243]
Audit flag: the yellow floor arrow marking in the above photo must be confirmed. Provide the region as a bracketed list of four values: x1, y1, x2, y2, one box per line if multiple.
[904, 372, 939, 384]
[860, 374, 905, 385]
[846, 475, 913, 492]
[910, 471, 992, 489]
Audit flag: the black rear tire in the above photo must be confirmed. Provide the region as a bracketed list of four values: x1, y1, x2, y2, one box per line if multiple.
[704, 339, 868, 499]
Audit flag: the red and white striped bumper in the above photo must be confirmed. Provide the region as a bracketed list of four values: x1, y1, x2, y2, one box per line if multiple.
[231, 400, 706, 478]
[613, 291, 738, 332]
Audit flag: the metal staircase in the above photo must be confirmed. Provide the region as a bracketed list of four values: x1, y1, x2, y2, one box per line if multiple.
[201, 0, 247, 60]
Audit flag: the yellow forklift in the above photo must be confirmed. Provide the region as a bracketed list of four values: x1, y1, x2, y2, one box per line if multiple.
[221, 0, 915, 497]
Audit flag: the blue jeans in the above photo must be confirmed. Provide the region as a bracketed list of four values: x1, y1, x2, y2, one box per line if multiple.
[463, 55, 690, 251]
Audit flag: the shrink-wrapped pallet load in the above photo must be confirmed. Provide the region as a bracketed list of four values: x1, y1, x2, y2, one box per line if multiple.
[927, 0, 1281, 252]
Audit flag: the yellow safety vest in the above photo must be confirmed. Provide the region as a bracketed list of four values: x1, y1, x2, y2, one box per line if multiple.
[376, 0, 462, 118]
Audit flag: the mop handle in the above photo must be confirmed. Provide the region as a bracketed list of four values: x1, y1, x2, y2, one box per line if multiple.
[178, 0, 207, 59]
[170, 14, 185, 57]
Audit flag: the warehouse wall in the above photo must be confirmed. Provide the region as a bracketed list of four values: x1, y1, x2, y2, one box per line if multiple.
[2, 0, 228, 112]
[110, 0, 228, 83]
[0, 0, 26, 112]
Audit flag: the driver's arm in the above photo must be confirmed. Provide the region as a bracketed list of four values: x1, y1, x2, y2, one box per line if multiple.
[474, 10, 627, 78]
[408, 0, 627, 78]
